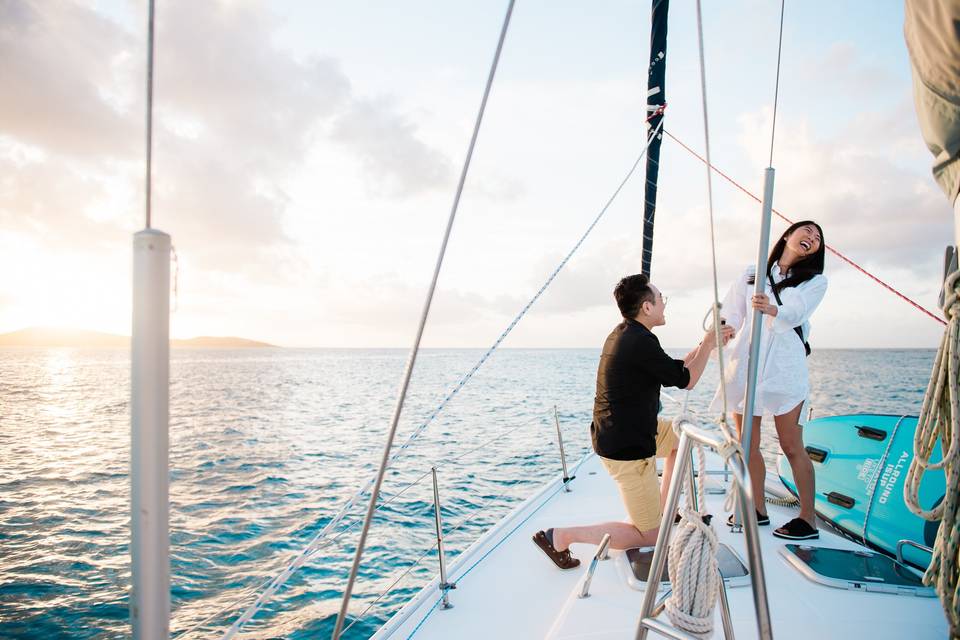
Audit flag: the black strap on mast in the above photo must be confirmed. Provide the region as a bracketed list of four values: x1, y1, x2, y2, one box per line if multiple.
[642, 0, 669, 276]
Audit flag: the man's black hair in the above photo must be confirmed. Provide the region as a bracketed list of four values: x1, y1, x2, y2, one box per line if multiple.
[614, 274, 655, 319]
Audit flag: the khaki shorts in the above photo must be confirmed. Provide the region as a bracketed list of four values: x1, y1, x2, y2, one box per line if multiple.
[599, 417, 679, 532]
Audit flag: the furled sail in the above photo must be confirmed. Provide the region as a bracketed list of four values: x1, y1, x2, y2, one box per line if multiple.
[641, 0, 669, 276]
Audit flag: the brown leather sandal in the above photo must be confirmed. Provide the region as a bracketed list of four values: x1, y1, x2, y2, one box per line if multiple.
[532, 529, 580, 570]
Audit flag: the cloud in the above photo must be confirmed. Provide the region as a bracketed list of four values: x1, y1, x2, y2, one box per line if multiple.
[796, 42, 898, 98]
[330, 96, 453, 197]
[153, 2, 350, 160]
[0, 139, 131, 249]
[736, 107, 950, 274]
[0, 2, 138, 158]
[0, 0, 458, 289]
[520, 237, 638, 315]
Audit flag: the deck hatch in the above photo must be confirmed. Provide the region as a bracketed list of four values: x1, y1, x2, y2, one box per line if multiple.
[625, 543, 749, 588]
[779, 545, 934, 596]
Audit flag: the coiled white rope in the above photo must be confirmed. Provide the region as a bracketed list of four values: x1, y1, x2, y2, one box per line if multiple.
[904, 268, 960, 632]
[666, 427, 720, 638]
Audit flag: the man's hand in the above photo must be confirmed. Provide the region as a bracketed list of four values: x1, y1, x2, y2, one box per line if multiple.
[685, 323, 736, 389]
[702, 324, 735, 350]
[720, 324, 735, 345]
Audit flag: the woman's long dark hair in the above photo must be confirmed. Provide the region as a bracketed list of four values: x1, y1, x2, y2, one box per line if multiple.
[747, 220, 825, 293]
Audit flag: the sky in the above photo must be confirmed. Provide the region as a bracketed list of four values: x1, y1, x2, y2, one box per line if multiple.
[0, 1, 953, 348]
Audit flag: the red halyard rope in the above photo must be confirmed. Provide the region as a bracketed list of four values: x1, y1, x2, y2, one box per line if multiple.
[663, 129, 947, 327]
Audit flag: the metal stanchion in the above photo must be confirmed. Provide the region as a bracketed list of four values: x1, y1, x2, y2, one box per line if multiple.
[554, 406, 574, 491]
[579, 534, 612, 598]
[131, 228, 170, 640]
[431, 467, 456, 609]
[717, 567, 736, 640]
[686, 449, 699, 513]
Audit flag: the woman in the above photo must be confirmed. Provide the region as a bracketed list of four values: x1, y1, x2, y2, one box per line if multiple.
[713, 220, 827, 540]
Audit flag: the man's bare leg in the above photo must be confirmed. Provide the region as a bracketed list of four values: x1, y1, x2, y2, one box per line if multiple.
[660, 446, 678, 512]
[552, 521, 658, 551]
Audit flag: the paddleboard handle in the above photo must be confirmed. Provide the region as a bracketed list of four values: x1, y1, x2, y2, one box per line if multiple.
[826, 492, 856, 509]
[856, 426, 887, 441]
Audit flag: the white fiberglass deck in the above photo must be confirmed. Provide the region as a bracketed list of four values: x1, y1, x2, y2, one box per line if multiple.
[374, 451, 946, 639]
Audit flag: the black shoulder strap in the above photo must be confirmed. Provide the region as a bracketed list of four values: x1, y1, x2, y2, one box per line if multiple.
[767, 272, 812, 356]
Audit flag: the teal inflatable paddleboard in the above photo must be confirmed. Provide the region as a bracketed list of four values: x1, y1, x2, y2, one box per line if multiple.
[778, 414, 943, 569]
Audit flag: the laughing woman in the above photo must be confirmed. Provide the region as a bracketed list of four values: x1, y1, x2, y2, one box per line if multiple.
[714, 220, 827, 540]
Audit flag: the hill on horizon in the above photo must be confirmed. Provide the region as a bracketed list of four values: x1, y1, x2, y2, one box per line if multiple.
[0, 327, 277, 348]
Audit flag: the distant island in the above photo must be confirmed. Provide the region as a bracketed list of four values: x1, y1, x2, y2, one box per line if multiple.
[0, 327, 277, 348]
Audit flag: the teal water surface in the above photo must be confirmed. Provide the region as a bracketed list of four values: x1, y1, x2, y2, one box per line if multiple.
[0, 348, 935, 638]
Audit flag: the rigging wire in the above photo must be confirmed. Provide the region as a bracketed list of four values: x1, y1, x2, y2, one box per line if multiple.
[145, 0, 155, 229]
[693, 0, 733, 437]
[768, 0, 786, 168]
[329, 2, 517, 635]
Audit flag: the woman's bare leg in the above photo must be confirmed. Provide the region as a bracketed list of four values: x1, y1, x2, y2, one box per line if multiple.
[734, 413, 767, 518]
[774, 402, 816, 527]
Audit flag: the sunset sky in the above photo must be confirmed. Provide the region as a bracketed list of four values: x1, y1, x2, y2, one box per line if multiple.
[0, 1, 952, 348]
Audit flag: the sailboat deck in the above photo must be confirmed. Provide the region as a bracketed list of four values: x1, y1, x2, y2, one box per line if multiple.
[374, 452, 946, 639]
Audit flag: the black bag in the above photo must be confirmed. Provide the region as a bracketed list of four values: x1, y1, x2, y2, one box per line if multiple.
[767, 272, 812, 357]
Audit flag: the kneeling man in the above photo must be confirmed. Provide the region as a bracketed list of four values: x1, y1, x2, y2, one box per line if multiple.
[534, 274, 732, 569]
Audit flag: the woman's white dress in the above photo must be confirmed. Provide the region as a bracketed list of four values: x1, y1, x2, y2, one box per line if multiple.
[711, 264, 828, 422]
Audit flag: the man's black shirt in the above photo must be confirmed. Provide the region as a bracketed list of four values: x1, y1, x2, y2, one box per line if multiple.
[590, 318, 691, 460]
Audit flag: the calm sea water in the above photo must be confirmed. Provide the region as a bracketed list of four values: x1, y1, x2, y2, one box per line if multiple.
[0, 347, 935, 638]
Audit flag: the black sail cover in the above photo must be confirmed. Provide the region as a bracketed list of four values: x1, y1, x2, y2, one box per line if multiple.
[642, 0, 669, 276]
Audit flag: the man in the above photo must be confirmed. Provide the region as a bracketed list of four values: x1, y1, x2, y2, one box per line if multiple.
[533, 274, 733, 569]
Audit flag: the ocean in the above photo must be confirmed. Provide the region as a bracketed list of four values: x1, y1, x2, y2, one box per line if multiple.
[0, 347, 936, 638]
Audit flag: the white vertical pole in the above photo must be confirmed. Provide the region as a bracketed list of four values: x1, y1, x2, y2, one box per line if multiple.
[131, 228, 171, 639]
[740, 167, 775, 466]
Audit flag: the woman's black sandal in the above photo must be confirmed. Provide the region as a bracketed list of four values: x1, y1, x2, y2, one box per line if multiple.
[772, 517, 819, 540]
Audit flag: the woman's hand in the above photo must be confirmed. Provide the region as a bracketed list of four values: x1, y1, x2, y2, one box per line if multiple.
[751, 293, 778, 316]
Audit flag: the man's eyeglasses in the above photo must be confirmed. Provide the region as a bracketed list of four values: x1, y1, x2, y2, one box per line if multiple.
[660, 294, 668, 305]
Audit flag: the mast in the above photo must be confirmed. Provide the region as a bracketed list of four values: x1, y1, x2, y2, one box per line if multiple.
[641, 0, 669, 276]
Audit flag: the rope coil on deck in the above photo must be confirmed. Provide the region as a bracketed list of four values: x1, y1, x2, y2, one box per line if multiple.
[905, 268, 960, 633]
[666, 439, 720, 638]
